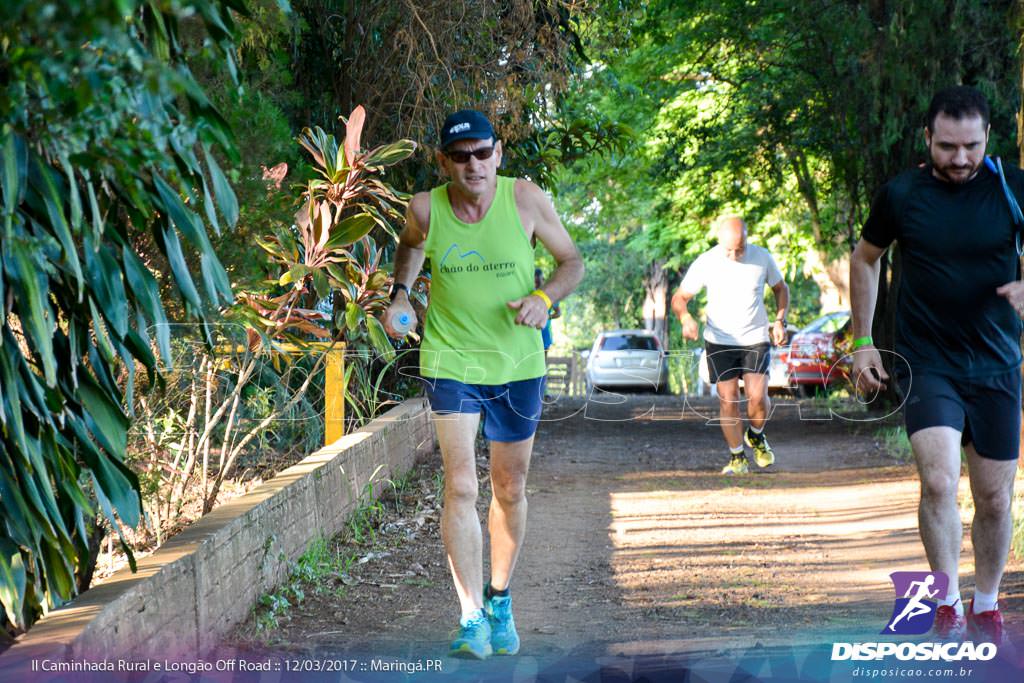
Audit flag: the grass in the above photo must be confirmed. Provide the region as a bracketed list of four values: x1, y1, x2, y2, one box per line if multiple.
[347, 486, 386, 545]
[874, 425, 912, 461]
[432, 468, 445, 501]
[249, 464, 433, 636]
[346, 466, 422, 546]
[254, 536, 359, 632]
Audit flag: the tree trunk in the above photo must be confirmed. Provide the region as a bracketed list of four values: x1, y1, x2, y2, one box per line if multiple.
[643, 259, 669, 349]
[788, 148, 850, 305]
[802, 249, 850, 309]
[76, 519, 107, 593]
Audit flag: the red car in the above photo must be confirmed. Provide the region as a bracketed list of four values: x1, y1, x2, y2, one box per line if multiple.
[786, 311, 851, 397]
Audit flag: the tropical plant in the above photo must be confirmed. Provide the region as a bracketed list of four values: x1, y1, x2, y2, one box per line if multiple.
[0, 1, 246, 633]
[234, 106, 416, 349]
[129, 106, 419, 526]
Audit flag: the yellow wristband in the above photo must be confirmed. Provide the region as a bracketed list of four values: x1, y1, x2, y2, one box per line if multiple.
[531, 288, 553, 310]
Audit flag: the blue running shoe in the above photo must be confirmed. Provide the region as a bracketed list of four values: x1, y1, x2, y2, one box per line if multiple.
[485, 588, 520, 655]
[450, 609, 492, 659]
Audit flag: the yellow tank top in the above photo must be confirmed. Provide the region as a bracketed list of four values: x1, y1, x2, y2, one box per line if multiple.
[420, 176, 545, 384]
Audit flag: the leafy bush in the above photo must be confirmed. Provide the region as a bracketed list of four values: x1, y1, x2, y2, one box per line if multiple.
[1, 0, 245, 633]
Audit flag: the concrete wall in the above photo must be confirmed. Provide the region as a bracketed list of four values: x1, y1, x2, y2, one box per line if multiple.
[0, 398, 434, 670]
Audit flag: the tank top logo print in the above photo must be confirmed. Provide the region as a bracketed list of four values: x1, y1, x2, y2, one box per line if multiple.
[438, 243, 518, 278]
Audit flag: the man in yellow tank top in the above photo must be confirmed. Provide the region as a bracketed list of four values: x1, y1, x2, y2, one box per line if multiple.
[384, 110, 583, 659]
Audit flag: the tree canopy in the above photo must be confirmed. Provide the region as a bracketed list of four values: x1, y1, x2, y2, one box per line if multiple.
[550, 0, 1021, 354]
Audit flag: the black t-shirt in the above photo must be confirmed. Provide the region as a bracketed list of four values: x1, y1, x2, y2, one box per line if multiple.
[861, 163, 1024, 378]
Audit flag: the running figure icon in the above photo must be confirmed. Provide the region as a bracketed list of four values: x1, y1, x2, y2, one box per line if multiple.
[888, 575, 939, 632]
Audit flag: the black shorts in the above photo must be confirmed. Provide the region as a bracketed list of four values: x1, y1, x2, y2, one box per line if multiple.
[896, 369, 1021, 461]
[705, 341, 771, 383]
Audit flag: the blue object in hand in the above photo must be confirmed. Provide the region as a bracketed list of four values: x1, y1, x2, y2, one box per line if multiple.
[391, 311, 413, 335]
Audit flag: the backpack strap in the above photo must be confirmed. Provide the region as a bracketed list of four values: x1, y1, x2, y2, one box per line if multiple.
[986, 156, 1024, 256]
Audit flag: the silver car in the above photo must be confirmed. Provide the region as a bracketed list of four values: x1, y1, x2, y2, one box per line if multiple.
[585, 329, 669, 393]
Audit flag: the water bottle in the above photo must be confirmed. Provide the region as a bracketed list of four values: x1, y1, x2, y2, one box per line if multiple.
[389, 309, 414, 335]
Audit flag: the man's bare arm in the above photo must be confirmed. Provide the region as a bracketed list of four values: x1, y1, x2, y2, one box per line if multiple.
[670, 289, 700, 341]
[511, 181, 583, 327]
[392, 193, 429, 290]
[383, 193, 428, 337]
[670, 289, 693, 320]
[526, 184, 584, 302]
[770, 280, 790, 345]
[850, 239, 886, 339]
[849, 238, 889, 391]
[771, 280, 789, 322]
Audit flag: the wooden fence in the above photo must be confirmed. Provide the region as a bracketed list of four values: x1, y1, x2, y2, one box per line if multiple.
[545, 354, 586, 397]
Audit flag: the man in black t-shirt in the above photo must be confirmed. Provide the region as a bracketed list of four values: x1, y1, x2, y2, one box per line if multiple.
[850, 86, 1023, 645]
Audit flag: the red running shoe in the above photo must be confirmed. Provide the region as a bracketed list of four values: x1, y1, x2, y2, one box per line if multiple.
[933, 604, 966, 641]
[966, 599, 1004, 644]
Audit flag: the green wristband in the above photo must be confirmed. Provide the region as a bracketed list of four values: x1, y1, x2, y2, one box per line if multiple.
[851, 336, 873, 350]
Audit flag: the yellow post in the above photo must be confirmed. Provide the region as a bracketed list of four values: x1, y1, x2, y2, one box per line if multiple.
[324, 346, 345, 445]
[215, 342, 346, 446]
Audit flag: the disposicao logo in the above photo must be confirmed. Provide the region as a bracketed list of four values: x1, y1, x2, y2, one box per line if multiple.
[884, 570, 947, 635]
[830, 571, 998, 663]
[831, 641, 996, 662]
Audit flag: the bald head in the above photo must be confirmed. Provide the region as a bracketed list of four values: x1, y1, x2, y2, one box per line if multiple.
[716, 215, 747, 261]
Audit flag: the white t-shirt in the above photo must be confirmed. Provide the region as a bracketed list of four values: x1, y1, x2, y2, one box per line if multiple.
[678, 243, 783, 346]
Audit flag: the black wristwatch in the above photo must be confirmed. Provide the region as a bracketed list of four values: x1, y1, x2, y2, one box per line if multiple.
[389, 283, 409, 301]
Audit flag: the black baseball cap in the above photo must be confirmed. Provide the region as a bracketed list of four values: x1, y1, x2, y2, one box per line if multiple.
[440, 110, 495, 149]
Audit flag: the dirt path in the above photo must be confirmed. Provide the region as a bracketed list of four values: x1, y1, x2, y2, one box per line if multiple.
[227, 394, 1024, 669]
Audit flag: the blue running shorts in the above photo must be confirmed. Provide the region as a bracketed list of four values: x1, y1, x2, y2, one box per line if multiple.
[422, 376, 545, 443]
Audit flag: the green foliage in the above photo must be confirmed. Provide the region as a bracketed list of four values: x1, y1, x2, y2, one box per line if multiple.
[342, 349, 419, 433]
[560, 241, 649, 349]
[250, 466, 422, 635]
[254, 536, 356, 632]
[240, 0, 620, 195]
[556, 0, 1021, 343]
[874, 425, 912, 462]
[129, 335, 327, 530]
[207, 88, 301, 295]
[113, 107, 421, 537]
[346, 491, 385, 546]
[229, 108, 427, 433]
[235, 107, 415, 349]
[0, 0, 244, 630]
[505, 115, 633, 191]
[650, 0, 1020, 240]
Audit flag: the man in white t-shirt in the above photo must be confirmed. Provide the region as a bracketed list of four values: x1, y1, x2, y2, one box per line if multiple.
[671, 216, 790, 474]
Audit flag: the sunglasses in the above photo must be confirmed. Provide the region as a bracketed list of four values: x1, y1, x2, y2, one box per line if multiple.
[444, 146, 496, 164]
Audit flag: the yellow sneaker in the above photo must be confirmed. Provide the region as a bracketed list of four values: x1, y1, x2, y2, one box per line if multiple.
[721, 455, 750, 475]
[744, 428, 775, 468]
